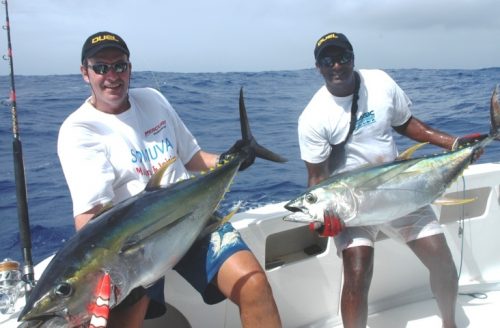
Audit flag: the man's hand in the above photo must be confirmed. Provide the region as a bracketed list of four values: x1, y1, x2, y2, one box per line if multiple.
[309, 209, 344, 237]
[452, 133, 488, 150]
[452, 133, 488, 162]
[219, 139, 255, 171]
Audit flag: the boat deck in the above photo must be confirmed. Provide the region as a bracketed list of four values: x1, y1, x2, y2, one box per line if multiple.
[366, 288, 500, 328]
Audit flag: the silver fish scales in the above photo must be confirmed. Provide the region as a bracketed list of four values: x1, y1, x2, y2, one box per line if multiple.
[284, 85, 500, 227]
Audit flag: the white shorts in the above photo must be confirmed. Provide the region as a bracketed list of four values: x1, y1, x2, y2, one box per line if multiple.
[333, 205, 443, 256]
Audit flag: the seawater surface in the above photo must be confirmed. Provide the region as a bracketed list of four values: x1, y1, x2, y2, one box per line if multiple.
[1, 68, 499, 263]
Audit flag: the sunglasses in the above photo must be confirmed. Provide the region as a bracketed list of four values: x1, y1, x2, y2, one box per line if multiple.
[87, 62, 129, 75]
[318, 52, 354, 67]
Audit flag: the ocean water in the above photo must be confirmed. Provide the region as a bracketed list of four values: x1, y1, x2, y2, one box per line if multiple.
[1, 68, 499, 264]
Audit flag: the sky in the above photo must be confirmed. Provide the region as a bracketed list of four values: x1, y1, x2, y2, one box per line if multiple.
[0, 0, 499, 76]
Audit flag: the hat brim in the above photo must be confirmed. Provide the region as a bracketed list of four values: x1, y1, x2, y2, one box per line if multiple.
[315, 43, 352, 60]
[315, 43, 352, 59]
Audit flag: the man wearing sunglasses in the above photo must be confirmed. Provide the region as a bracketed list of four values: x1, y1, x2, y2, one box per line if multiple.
[57, 31, 281, 328]
[296, 32, 477, 328]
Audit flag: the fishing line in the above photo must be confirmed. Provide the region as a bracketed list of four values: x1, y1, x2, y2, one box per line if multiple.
[455, 176, 489, 301]
[456, 175, 466, 280]
[2, 0, 35, 297]
[150, 70, 162, 91]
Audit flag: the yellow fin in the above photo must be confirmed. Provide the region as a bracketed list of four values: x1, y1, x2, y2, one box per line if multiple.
[397, 142, 429, 160]
[145, 157, 177, 191]
[433, 197, 477, 206]
[220, 201, 242, 226]
[198, 202, 242, 239]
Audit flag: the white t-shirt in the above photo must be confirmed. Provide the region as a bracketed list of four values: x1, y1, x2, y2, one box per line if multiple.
[58, 87, 200, 217]
[298, 69, 412, 173]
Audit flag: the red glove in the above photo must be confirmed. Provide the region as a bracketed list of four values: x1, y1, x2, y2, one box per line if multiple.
[309, 209, 344, 237]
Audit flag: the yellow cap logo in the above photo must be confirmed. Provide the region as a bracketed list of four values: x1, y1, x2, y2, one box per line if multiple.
[317, 33, 338, 48]
[91, 34, 119, 45]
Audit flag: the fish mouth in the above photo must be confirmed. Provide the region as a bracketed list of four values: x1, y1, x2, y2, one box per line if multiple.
[283, 211, 315, 223]
[18, 304, 69, 327]
[283, 203, 301, 213]
[283, 204, 315, 223]
[17, 315, 68, 328]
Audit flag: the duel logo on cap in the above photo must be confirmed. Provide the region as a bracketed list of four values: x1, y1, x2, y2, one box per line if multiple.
[92, 34, 119, 44]
[81, 31, 130, 63]
[314, 32, 353, 60]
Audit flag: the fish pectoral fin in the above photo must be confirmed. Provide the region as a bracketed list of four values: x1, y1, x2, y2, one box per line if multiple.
[433, 197, 477, 206]
[220, 202, 241, 225]
[198, 202, 241, 239]
[397, 142, 429, 160]
[145, 157, 177, 191]
[120, 212, 193, 254]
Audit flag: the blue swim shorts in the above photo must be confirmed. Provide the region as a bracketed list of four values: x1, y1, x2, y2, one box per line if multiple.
[126, 222, 250, 318]
[173, 222, 251, 304]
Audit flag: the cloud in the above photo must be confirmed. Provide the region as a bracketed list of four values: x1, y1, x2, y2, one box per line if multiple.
[0, 0, 499, 75]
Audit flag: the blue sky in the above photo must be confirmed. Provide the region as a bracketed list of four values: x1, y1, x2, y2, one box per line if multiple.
[1, 0, 499, 75]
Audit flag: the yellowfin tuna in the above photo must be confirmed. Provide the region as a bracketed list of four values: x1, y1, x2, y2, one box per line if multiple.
[18, 88, 286, 328]
[284, 86, 500, 227]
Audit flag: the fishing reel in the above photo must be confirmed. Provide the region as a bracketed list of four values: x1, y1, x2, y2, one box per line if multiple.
[0, 258, 23, 314]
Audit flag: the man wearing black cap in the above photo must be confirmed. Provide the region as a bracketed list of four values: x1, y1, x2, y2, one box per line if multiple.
[297, 32, 468, 327]
[58, 31, 281, 328]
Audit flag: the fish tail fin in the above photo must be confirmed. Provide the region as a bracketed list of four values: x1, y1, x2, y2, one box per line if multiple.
[239, 87, 287, 163]
[466, 85, 500, 151]
[490, 84, 500, 140]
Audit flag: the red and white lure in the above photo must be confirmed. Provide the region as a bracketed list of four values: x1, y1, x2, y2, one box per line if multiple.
[88, 272, 111, 328]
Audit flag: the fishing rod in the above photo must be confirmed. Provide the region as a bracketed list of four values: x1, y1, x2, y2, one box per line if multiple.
[2, 0, 35, 297]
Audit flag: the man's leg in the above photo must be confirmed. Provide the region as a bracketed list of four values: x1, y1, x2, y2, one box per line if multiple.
[407, 234, 458, 328]
[341, 246, 374, 328]
[215, 250, 282, 328]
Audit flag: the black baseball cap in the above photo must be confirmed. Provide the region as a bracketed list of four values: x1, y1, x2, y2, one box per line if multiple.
[314, 32, 353, 60]
[81, 31, 129, 63]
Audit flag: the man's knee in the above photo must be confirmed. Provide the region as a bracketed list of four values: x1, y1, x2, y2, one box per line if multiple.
[246, 270, 272, 292]
[342, 246, 374, 288]
[234, 269, 273, 305]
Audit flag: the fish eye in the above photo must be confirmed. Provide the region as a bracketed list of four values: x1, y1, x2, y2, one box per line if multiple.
[54, 282, 73, 298]
[305, 193, 317, 204]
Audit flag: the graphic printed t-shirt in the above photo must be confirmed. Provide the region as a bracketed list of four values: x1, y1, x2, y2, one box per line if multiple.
[298, 69, 412, 173]
[58, 88, 200, 216]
